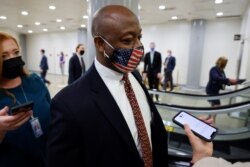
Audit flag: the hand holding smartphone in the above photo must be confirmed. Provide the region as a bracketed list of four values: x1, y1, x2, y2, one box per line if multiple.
[172, 111, 217, 142]
[11, 101, 34, 115]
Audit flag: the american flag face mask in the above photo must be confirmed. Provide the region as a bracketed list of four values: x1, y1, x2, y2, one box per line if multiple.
[98, 35, 144, 73]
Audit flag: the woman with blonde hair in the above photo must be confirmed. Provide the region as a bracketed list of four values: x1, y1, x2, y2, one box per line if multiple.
[0, 32, 51, 167]
[205, 56, 237, 121]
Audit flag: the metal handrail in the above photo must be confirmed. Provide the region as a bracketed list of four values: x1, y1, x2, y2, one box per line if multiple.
[155, 100, 250, 114]
[148, 85, 250, 100]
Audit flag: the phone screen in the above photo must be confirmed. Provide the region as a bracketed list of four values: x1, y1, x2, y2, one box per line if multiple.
[173, 111, 217, 141]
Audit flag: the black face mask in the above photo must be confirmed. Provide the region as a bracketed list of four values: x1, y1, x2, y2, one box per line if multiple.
[79, 50, 85, 55]
[2, 56, 25, 79]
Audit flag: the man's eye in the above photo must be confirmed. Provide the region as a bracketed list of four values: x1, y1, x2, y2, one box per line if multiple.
[122, 39, 133, 44]
[138, 35, 142, 40]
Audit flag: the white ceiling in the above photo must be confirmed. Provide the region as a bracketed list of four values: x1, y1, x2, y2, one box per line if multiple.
[0, 0, 249, 34]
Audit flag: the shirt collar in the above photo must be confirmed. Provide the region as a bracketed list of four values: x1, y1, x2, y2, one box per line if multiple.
[76, 53, 83, 58]
[94, 58, 124, 82]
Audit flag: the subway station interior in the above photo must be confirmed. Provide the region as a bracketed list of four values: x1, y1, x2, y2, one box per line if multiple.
[1, 0, 250, 166]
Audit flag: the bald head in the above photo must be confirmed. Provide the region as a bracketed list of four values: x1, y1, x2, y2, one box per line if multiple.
[92, 5, 139, 37]
[92, 5, 142, 71]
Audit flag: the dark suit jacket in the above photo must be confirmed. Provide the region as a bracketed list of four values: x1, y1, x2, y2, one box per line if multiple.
[143, 51, 162, 76]
[47, 64, 168, 167]
[68, 53, 84, 84]
[206, 66, 230, 94]
[40, 55, 48, 70]
[164, 56, 176, 73]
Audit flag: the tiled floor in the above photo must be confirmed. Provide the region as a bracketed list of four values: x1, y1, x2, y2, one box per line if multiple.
[45, 73, 68, 98]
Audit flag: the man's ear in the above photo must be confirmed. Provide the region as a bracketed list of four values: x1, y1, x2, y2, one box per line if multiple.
[94, 37, 104, 53]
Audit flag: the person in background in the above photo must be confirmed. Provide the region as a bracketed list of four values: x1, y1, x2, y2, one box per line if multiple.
[0, 32, 51, 167]
[39, 49, 51, 85]
[184, 123, 250, 167]
[143, 42, 162, 102]
[59, 51, 65, 75]
[47, 5, 168, 167]
[68, 44, 86, 85]
[163, 50, 176, 91]
[206, 56, 237, 121]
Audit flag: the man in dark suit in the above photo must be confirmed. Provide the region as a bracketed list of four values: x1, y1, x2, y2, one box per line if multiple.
[68, 44, 86, 84]
[143, 42, 162, 101]
[163, 50, 176, 91]
[39, 49, 50, 85]
[47, 5, 168, 167]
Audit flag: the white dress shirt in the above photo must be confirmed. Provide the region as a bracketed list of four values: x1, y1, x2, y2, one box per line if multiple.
[76, 53, 84, 68]
[94, 58, 152, 157]
[150, 51, 154, 64]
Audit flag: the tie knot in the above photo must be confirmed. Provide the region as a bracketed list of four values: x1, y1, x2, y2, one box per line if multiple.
[122, 73, 129, 82]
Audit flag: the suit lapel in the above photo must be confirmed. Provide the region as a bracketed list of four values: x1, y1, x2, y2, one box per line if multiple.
[88, 65, 140, 158]
[74, 54, 81, 69]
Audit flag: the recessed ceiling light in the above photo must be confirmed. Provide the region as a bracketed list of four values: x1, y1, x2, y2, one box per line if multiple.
[171, 16, 178, 20]
[43, 28, 48, 32]
[17, 25, 23, 28]
[159, 5, 166, 10]
[28, 30, 33, 33]
[0, 16, 7, 20]
[35, 22, 41, 25]
[81, 24, 86, 28]
[60, 26, 65, 30]
[82, 15, 88, 19]
[215, 0, 223, 4]
[49, 5, 56, 10]
[21, 11, 29, 15]
[216, 12, 223, 16]
[56, 19, 62, 22]
[138, 4, 142, 10]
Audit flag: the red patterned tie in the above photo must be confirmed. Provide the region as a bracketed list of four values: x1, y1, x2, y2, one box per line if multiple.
[123, 73, 153, 167]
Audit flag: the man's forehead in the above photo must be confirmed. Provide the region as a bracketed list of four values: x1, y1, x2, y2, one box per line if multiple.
[102, 13, 139, 29]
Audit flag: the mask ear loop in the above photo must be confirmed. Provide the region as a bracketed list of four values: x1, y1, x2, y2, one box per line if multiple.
[95, 35, 115, 59]
[103, 50, 110, 59]
[98, 36, 114, 49]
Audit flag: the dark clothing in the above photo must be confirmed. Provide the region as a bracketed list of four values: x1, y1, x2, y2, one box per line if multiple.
[206, 66, 230, 105]
[163, 71, 173, 90]
[68, 53, 85, 85]
[39, 55, 50, 84]
[0, 74, 51, 167]
[164, 56, 176, 73]
[47, 64, 168, 167]
[144, 51, 162, 100]
[163, 56, 176, 90]
[133, 69, 142, 81]
[40, 70, 49, 84]
[40, 55, 48, 71]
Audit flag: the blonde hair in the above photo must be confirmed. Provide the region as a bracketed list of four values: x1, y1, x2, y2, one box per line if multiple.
[215, 56, 228, 69]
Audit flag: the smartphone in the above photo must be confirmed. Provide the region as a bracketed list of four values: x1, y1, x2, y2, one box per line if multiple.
[237, 79, 246, 84]
[172, 111, 217, 142]
[11, 101, 34, 115]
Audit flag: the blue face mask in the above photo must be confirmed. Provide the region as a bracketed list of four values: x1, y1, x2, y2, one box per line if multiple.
[98, 36, 144, 73]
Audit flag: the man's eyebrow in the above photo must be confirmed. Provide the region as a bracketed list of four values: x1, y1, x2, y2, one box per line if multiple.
[122, 30, 142, 36]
